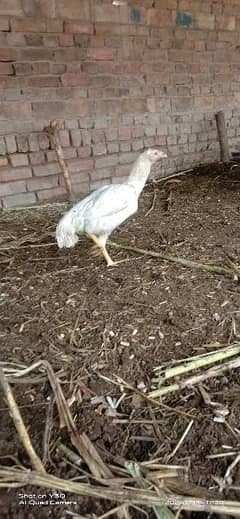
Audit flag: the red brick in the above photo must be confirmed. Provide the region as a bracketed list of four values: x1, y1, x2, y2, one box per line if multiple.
[72, 182, 89, 196]
[0, 156, 7, 167]
[171, 97, 193, 111]
[58, 0, 90, 20]
[120, 142, 131, 152]
[53, 48, 86, 62]
[147, 97, 170, 112]
[105, 128, 118, 142]
[73, 34, 90, 48]
[93, 143, 107, 156]
[70, 171, 90, 185]
[13, 63, 31, 75]
[32, 101, 65, 116]
[46, 150, 57, 162]
[0, 31, 6, 44]
[31, 63, 49, 75]
[90, 167, 113, 182]
[87, 48, 114, 60]
[16, 135, 29, 153]
[9, 154, 29, 167]
[216, 15, 235, 31]
[0, 48, 16, 61]
[6, 33, 26, 46]
[38, 134, 50, 150]
[46, 20, 63, 33]
[19, 48, 54, 61]
[27, 175, 59, 192]
[131, 126, 144, 138]
[147, 8, 172, 27]
[0, 63, 13, 75]
[119, 151, 138, 164]
[1, 180, 27, 197]
[194, 96, 214, 109]
[52, 64, 66, 75]
[43, 35, 58, 48]
[28, 76, 60, 88]
[0, 18, 9, 31]
[195, 14, 215, 30]
[63, 148, 77, 160]
[93, 4, 129, 24]
[25, 33, 43, 46]
[61, 73, 90, 86]
[0, 136, 5, 154]
[67, 158, 94, 173]
[0, 166, 32, 182]
[114, 164, 130, 177]
[2, 192, 36, 208]
[64, 22, 93, 34]
[33, 163, 61, 177]
[59, 130, 70, 147]
[70, 129, 82, 147]
[77, 145, 91, 158]
[5, 135, 17, 154]
[29, 151, 45, 165]
[95, 23, 131, 36]
[22, 0, 56, 18]
[106, 142, 118, 155]
[118, 127, 131, 140]
[132, 139, 144, 151]
[95, 155, 118, 169]
[92, 130, 105, 144]
[36, 187, 65, 201]
[155, 136, 167, 146]
[65, 99, 91, 116]
[0, 102, 31, 120]
[0, 0, 22, 16]
[59, 34, 74, 47]
[81, 130, 91, 146]
[122, 98, 147, 113]
[11, 18, 46, 32]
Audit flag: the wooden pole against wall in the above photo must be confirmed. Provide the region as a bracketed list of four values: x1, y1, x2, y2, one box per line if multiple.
[215, 111, 230, 163]
[45, 120, 75, 202]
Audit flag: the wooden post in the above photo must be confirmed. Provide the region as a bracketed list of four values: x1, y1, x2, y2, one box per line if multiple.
[45, 120, 75, 202]
[215, 111, 230, 163]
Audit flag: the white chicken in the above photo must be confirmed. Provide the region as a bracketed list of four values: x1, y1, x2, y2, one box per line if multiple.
[56, 148, 167, 266]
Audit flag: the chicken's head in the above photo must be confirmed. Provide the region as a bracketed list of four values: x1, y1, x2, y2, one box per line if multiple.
[147, 148, 168, 163]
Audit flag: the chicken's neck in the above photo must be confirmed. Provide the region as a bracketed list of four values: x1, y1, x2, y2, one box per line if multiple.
[126, 156, 151, 197]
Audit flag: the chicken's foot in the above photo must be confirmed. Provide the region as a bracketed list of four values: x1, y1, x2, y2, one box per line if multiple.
[88, 234, 115, 267]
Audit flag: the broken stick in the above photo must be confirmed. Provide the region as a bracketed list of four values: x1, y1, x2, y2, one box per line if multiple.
[215, 111, 230, 163]
[0, 367, 45, 473]
[45, 120, 75, 201]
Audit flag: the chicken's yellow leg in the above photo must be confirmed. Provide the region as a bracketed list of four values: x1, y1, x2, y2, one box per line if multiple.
[88, 234, 114, 267]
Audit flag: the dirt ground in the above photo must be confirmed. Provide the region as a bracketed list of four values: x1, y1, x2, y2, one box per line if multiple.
[0, 163, 240, 518]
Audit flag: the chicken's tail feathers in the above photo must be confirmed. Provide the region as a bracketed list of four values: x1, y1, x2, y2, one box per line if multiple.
[56, 218, 79, 248]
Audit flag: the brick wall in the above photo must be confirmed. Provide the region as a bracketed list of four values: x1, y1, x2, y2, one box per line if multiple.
[0, 0, 240, 208]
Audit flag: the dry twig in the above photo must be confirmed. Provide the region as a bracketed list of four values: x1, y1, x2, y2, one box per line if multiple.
[166, 420, 194, 462]
[0, 466, 239, 515]
[0, 368, 45, 474]
[153, 343, 240, 383]
[108, 241, 235, 278]
[149, 356, 240, 398]
[45, 120, 75, 201]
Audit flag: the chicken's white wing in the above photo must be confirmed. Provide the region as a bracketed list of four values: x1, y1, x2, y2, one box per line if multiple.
[86, 184, 137, 217]
[80, 184, 138, 236]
